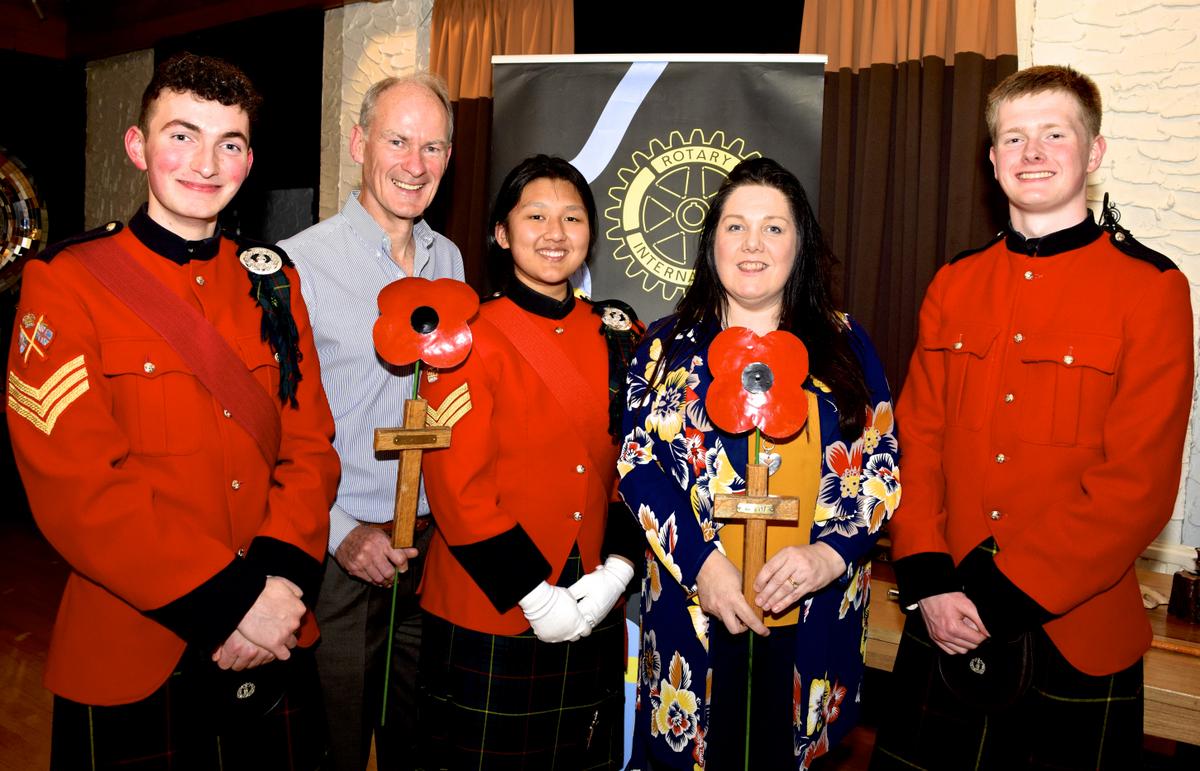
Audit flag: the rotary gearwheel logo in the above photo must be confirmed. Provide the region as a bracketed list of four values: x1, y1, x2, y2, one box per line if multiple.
[604, 129, 760, 302]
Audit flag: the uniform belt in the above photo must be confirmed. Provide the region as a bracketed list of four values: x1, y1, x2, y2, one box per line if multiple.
[362, 516, 432, 535]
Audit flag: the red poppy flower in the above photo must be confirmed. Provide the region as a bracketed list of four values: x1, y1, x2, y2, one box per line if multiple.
[373, 277, 479, 368]
[704, 326, 810, 439]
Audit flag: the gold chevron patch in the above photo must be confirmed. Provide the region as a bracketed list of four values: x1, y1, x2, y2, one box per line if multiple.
[7, 355, 90, 436]
[426, 382, 472, 429]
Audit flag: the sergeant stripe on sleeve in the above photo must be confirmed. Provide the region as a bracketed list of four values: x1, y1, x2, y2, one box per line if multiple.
[7, 355, 90, 435]
[426, 382, 472, 429]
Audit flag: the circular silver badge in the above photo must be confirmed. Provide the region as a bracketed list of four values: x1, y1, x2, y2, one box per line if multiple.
[239, 246, 284, 276]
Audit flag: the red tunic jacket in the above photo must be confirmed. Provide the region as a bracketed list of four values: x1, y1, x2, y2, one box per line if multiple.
[419, 291, 620, 635]
[6, 218, 339, 704]
[891, 216, 1193, 675]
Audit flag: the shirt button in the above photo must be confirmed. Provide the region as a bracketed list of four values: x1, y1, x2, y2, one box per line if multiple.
[1004, 393, 1014, 404]
[952, 341, 963, 350]
[195, 275, 206, 286]
[989, 510, 1002, 521]
[1063, 354, 1074, 365]
[554, 326, 565, 335]
[236, 547, 247, 557]
[274, 352, 281, 362]
[231, 479, 241, 490]
[576, 464, 586, 474]
[1023, 270, 1034, 280]
[1013, 333, 1024, 343]
[223, 409, 232, 418]
[572, 511, 583, 521]
[995, 453, 1007, 464]
[143, 361, 156, 374]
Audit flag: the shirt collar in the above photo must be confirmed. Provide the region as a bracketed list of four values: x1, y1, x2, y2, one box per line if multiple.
[128, 204, 222, 264]
[504, 277, 576, 319]
[344, 191, 437, 272]
[1004, 212, 1101, 257]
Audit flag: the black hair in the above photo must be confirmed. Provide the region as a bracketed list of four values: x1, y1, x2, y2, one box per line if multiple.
[487, 154, 597, 292]
[663, 156, 870, 438]
[139, 52, 261, 134]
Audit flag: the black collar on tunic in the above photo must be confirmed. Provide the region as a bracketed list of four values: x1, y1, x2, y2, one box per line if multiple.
[503, 277, 576, 320]
[128, 205, 222, 264]
[1004, 213, 1101, 258]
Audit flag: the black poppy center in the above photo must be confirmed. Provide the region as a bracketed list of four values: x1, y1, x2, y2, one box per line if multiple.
[410, 305, 440, 335]
[741, 361, 774, 393]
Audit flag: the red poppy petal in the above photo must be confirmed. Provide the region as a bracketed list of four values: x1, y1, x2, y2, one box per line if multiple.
[705, 375, 755, 434]
[372, 314, 423, 366]
[759, 382, 809, 439]
[377, 276, 432, 316]
[419, 323, 475, 368]
[708, 326, 759, 372]
[430, 278, 481, 324]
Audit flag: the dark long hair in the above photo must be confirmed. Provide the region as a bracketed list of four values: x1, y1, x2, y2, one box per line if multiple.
[486, 154, 598, 292]
[665, 157, 870, 438]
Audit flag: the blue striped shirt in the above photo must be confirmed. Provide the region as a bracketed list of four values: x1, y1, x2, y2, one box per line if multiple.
[280, 192, 465, 554]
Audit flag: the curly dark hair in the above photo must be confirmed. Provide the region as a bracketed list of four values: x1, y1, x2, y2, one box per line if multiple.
[138, 52, 262, 133]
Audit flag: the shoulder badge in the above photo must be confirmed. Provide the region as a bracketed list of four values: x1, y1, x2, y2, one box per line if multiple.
[232, 236, 301, 405]
[15, 312, 56, 364]
[8, 354, 90, 435]
[36, 221, 123, 263]
[426, 382, 472, 429]
[1099, 194, 1179, 272]
[948, 230, 1005, 265]
[239, 246, 284, 276]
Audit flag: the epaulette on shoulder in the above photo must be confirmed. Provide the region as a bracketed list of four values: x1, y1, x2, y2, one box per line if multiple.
[590, 297, 642, 332]
[229, 233, 294, 269]
[36, 220, 123, 262]
[1098, 194, 1178, 272]
[948, 230, 1005, 265]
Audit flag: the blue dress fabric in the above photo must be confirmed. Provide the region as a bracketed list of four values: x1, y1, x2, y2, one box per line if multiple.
[618, 315, 901, 770]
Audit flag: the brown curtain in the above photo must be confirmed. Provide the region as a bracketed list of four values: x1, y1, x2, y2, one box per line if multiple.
[429, 0, 573, 292]
[801, 0, 1017, 389]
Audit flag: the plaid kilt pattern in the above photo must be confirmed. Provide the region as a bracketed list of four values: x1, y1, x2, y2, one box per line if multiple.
[870, 611, 1143, 771]
[50, 647, 326, 771]
[418, 551, 627, 770]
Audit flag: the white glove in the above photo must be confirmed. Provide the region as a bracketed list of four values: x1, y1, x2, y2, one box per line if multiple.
[568, 556, 635, 629]
[518, 581, 592, 643]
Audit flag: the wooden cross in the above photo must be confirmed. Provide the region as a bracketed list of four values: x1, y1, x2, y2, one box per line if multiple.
[714, 463, 800, 623]
[372, 397, 451, 549]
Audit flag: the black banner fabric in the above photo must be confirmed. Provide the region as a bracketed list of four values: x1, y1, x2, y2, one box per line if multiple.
[492, 56, 826, 324]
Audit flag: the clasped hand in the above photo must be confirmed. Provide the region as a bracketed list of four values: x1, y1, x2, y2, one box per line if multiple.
[520, 557, 635, 644]
[213, 575, 305, 671]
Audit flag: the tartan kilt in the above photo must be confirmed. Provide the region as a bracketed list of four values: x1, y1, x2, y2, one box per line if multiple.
[50, 646, 327, 771]
[417, 552, 627, 770]
[869, 611, 1143, 771]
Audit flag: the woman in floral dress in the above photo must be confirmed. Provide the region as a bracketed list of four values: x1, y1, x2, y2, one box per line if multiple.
[619, 157, 901, 769]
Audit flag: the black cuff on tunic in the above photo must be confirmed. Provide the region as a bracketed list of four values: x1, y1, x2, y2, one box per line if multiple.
[892, 551, 960, 608]
[957, 544, 1055, 640]
[145, 558, 267, 653]
[602, 500, 646, 573]
[448, 524, 551, 613]
[245, 536, 323, 608]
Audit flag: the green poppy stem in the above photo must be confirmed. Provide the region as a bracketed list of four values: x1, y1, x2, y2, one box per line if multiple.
[381, 360, 423, 725]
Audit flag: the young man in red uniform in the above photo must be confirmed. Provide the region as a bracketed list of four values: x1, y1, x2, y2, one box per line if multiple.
[6, 53, 339, 769]
[871, 66, 1194, 769]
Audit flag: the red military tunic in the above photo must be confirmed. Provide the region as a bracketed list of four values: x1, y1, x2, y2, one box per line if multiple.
[419, 289, 620, 634]
[891, 215, 1193, 675]
[6, 213, 339, 705]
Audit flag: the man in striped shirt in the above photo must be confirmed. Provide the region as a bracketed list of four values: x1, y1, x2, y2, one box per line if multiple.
[279, 72, 464, 771]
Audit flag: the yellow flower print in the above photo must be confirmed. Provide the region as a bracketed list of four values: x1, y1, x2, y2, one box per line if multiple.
[643, 337, 663, 380]
[645, 367, 690, 441]
[652, 652, 700, 752]
[807, 677, 830, 736]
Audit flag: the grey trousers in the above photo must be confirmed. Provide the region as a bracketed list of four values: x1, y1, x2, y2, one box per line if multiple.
[314, 523, 433, 771]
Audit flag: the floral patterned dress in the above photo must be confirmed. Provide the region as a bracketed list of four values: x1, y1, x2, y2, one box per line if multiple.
[618, 316, 900, 770]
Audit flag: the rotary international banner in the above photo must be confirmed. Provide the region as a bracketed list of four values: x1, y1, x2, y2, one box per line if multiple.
[492, 54, 827, 323]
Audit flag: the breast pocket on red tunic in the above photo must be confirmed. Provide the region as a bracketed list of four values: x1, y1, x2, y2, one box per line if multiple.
[924, 323, 1000, 431]
[99, 338, 207, 456]
[236, 335, 281, 399]
[1018, 332, 1120, 448]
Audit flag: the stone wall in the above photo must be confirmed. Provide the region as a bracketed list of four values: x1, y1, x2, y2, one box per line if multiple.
[84, 50, 153, 228]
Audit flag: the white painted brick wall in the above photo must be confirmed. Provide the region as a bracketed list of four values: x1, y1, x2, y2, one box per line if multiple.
[1018, 0, 1200, 567]
[319, 0, 435, 220]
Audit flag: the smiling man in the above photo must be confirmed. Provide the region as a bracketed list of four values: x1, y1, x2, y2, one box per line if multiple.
[870, 65, 1195, 770]
[278, 73, 464, 771]
[6, 53, 340, 769]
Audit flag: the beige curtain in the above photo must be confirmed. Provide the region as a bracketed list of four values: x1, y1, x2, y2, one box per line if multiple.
[799, 0, 1017, 389]
[801, 0, 1016, 71]
[429, 0, 573, 289]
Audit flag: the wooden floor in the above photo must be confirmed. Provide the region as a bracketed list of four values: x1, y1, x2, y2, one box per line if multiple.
[0, 514, 1193, 770]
